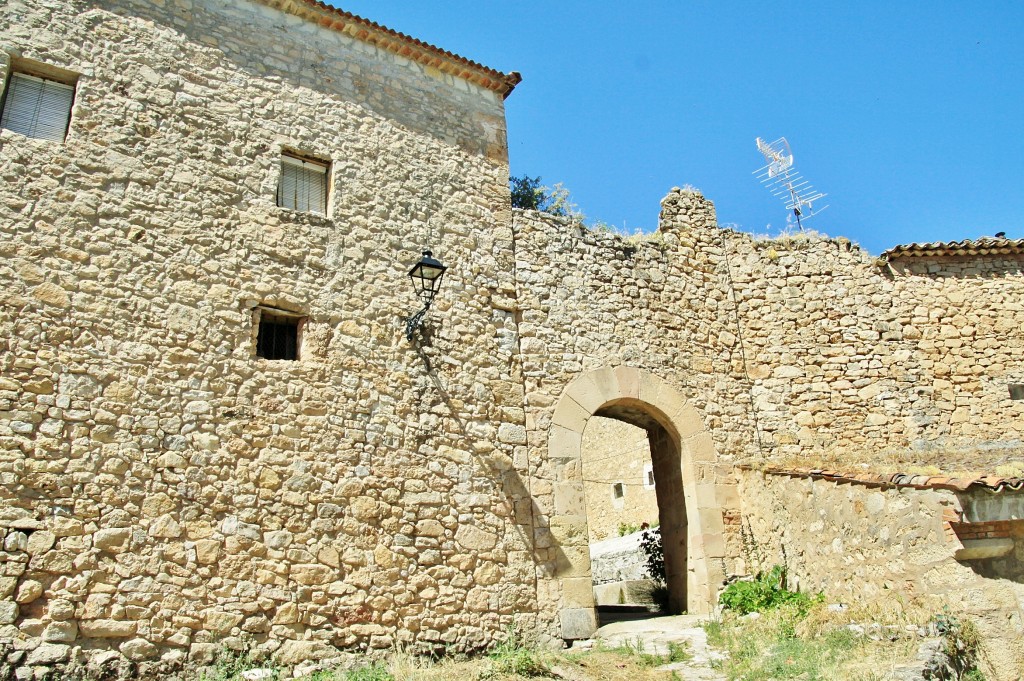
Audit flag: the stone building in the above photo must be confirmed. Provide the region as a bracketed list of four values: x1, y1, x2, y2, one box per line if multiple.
[581, 417, 658, 543]
[1, 0, 528, 674]
[2, 0, 1024, 679]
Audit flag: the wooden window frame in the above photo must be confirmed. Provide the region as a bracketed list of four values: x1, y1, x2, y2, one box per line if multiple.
[277, 152, 330, 215]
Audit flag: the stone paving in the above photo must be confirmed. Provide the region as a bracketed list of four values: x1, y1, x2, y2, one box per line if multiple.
[586, 614, 726, 680]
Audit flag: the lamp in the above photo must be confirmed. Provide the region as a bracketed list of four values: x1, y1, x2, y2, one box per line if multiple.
[405, 250, 447, 340]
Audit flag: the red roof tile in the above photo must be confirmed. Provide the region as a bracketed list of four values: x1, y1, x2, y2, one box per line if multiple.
[739, 465, 1024, 494]
[882, 236, 1024, 259]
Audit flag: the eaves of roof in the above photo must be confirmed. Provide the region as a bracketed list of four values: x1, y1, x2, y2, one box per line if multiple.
[882, 237, 1024, 260]
[739, 465, 1024, 494]
[262, 0, 522, 99]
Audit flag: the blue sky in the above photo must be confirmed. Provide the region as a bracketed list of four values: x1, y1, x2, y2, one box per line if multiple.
[338, 1, 1023, 255]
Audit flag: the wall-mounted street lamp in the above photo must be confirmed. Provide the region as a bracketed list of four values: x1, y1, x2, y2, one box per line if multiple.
[405, 250, 447, 341]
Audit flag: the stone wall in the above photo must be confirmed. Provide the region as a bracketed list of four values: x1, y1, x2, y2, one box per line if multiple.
[736, 468, 1024, 681]
[724, 233, 1024, 463]
[3, 0, 1024, 675]
[514, 187, 1023, 512]
[511, 190, 1023, 641]
[0, 0, 532, 675]
[581, 417, 658, 542]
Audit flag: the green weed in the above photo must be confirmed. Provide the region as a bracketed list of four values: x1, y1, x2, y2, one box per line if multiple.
[609, 637, 691, 667]
[339, 663, 394, 681]
[480, 629, 549, 679]
[617, 522, 641, 536]
[718, 565, 821, 616]
[196, 650, 278, 681]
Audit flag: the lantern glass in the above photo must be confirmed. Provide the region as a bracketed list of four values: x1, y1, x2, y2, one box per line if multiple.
[408, 250, 447, 306]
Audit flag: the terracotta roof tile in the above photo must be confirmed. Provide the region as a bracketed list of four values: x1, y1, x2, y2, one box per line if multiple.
[277, 0, 522, 98]
[739, 465, 1024, 494]
[882, 236, 1024, 259]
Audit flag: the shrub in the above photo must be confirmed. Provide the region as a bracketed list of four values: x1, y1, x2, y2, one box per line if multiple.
[639, 525, 665, 585]
[932, 610, 986, 679]
[617, 522, 641, 536]
[509, 175, 544, 211]
[719, 565, 819, 616]
[509, 175, 582, 220]
[340, 663, 393, 681]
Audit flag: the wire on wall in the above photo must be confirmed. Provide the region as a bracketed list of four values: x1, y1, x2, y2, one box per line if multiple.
[718, 227, 768, 460]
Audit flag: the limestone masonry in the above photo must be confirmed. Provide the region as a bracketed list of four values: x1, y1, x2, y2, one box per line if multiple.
[1, 0, 1023, 679]
[581, 417, 657, 543]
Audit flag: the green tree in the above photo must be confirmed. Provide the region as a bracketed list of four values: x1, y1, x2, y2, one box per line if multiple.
[509, 175, 581, 219]
[510, 174, 544, 210]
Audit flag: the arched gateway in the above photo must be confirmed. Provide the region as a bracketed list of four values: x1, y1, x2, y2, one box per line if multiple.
[546, 366, 727, 639]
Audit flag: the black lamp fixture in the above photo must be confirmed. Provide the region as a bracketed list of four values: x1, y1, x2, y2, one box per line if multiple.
[405, 250, 447, 340]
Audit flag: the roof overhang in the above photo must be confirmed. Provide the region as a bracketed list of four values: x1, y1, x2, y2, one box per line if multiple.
[259, 0, 521, 99]
[882, 237, 1024, 260]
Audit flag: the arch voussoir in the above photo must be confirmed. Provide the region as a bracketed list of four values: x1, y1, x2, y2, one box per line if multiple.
[543, 366, 727, 640]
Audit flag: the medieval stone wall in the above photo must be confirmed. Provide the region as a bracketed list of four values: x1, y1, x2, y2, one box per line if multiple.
[512, 190, 1023, 643]
[0, 0, 533, 675]
[515, 190, 1023, 474]
[2, 0, 1024, 676]
[722, 232, 1024, 463]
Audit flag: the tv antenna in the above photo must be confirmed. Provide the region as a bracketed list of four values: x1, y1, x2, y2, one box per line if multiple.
[754, 137, 827, 229]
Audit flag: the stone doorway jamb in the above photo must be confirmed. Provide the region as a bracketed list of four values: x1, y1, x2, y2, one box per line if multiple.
[547, 366, 727, 640]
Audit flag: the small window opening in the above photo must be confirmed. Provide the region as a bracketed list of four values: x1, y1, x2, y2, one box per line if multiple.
[611, 482, 624, 500]
[277, 153, 329, 215]
[256, 310, 304, 361]
[1, 71, 76, 142]
[1010, 384, 1024, 401]
[644, 464, 655, 489]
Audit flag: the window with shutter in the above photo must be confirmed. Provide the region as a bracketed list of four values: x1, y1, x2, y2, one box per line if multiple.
[277, 154, 329, 215]
[0, 73, 75, 142]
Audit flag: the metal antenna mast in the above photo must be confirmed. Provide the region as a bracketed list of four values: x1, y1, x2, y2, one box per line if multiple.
[754, 137, 827, 229]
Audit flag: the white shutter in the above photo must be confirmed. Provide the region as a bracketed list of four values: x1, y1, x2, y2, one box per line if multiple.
[0, 73, 74, 142]
[278, 155, 328, 215]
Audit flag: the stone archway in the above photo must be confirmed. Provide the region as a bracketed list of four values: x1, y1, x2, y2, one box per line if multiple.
[546, 366, 727, 640]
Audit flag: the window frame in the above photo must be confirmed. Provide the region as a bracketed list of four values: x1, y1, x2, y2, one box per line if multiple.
[254, 306, 306, 362]
[643, 463, 656, 490]
[276, 152, 330, 216]
[0, 68, 77, 142]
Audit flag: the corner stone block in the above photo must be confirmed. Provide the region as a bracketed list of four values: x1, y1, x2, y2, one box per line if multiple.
[548, 425, 583, 459]
[560, 607, 597, 640]
[561, 576, 596, 609]
[551, 395, 590, 433]
[548, 515, 589, 547]
[553, 482, 585, 516]
[698, 530, 726, 559]
[695, 482, 721, 511]
[553, 545, 592, 579]
[716, 483, 741, 510]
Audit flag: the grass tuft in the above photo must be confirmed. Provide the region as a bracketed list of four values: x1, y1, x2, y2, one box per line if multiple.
[480, 629, 550, 679]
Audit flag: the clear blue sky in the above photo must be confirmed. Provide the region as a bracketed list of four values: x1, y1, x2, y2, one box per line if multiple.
[338, 1, 1023, 255]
